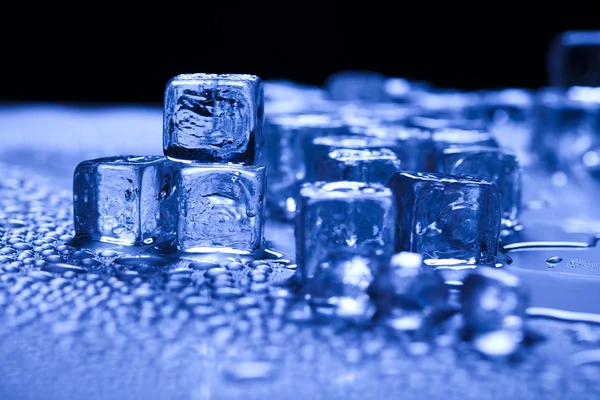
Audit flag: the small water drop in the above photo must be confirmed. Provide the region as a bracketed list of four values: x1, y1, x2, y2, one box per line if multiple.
[546, 256, 563, 268]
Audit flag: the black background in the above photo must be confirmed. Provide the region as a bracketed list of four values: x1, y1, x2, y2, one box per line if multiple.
[2, 2, 600, 105]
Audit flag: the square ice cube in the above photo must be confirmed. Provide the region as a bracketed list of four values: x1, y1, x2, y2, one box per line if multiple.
[176, 164, 266, 254]
[261, 113, 347, 221]
[549, 31, 600, 88]
[387, 172, 501, 264]
[325, 70, 389, 102]
[163, 73, 264, 164]
[363, 126, 435, 171]
[440, 146, 521, 228]
[305, 135, 399, 182]
[295, 181, 396, 287]
[73, 156, 177, 246]
[322, 148, 401, 184]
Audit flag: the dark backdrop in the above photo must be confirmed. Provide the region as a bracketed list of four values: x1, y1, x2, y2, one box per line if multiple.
[2, 2, 600, 104]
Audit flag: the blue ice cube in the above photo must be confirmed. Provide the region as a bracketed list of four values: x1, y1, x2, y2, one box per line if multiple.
[295, 181, 396, 287]
[461, 267, 529, 334]
[176, 164, 266, 254]
[261, 113, 347, 221]
[325, 70, 390, 102]
[73, 156, 177, 246]
[387, 172, 502, 264]
[304, 135, 399, 182]
[440, 146, 521, 228]
[548, 31, 600, 88]
[481, 89, 535, 166]
[368, 252, 449, 315]
[338, 102, 416, 130]
[412, 90, 482, 120]
[362, 126, 435, 171]
[533, 86, 600, 171]
[321, 148, 401, 184]
[163, 73, 264, 164]
[405, 115, 487, 132]
[310, 252, 379, 321]
[433, 128, 499, 151]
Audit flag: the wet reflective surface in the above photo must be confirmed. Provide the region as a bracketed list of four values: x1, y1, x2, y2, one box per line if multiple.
[2, 106, 600, 399]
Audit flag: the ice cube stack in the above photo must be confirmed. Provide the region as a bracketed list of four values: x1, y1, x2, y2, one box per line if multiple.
[74, 73, 267, 255]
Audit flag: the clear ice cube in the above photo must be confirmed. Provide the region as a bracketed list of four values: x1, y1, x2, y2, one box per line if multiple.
[295, 181, 396, 287]
[363, 126, 435, 171]
[321, 148, 401, 184]
[548, 31, 600, 88]
[325, 70, 390, 102]
[387, 172, 502, 264]
[73, 156, 176, 246]
[440, 146, 522, 228]
[304, 135, 399, 182]
[261, 113, 347, 220]
[461, 267, 529, 335]
[176, 164, 266, 254]
[163, 73, 264, 164]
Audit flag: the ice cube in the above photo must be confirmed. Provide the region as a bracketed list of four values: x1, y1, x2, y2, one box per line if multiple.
[412, 90, 482, 120]
[176, 164, 266, 255]
[163, 73, 264, 164]
[533, 86, 600, 171]
[295, 181, 396, 287]
[440, 146, 521, 228]
[338, 102, 415, 129]
[368, 252, 449, 315]
[405, 115, 487, 132]
[548, 31, 600, 88]
[481, 89, 535, 166]
[387, 172, 502, 264]
[304, 135, 399, 182]
[433, 128, 499, 151]
[362, 126, 435, 171]
[461, 267, 529, 334]
[73, 156, 176, 246]
[310, 252, 379, 321]
[325, 70, 390, 102]
[321, 148, 401, 184]
[261, 113, 347, 221]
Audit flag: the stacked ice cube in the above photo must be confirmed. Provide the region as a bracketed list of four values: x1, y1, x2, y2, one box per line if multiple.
[74, 73, 267, 256]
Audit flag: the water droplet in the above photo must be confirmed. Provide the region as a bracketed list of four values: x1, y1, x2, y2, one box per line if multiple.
[546, 256, 563, 268]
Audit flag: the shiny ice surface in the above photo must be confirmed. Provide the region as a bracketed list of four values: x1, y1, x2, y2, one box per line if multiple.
[322, 148, 402, 184]
[73, 156, 177, 246]
[387, 172, 502, 264]
[296, 181, 396, 287]
[176, 164, 266, 254]
[163, 73, 264, 164]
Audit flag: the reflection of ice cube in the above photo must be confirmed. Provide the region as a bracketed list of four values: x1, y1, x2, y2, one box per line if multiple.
[462, 267, 529, 334]
[310, 253, 378, 321]
[163, 73, 264, 164]
[73, 156, 176, 246]
[322, 148, 401, 184]
[368, 252, 449, 314]
[548, 31, 600, 88]
[387, 172, 501, 264]
[176, 164, 266, 254]
[440, 146, 521, 228]
[295, 181, 396, 287]
[261, 113, 347, 221]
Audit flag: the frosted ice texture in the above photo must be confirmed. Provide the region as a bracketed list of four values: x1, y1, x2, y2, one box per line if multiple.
[295, 181, 396, 286]
[163, 73, 264, 164]
[176, 164, 266, 254]
[387, 172, 501, 264]
[440, 146, 521, 228]
[73, 156, 176, 246]
[322, 148, 401, 184]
